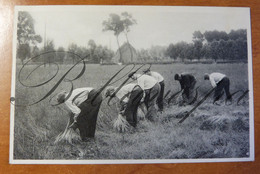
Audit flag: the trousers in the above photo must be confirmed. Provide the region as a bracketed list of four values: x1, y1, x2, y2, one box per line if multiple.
[157, 81, 165, 111]
[123, 86, 144, 127]
[144, 83, 161, 121]
[214, 77, 231, 101]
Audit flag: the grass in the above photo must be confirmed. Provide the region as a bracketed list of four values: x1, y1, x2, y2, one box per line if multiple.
[13, 63, 250, 160]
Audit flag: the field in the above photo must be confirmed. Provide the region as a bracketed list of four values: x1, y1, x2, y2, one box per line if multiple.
[12, 63, 251, 160]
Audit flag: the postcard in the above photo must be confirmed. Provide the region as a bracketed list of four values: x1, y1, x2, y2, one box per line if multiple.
[10, 5, 254, 164]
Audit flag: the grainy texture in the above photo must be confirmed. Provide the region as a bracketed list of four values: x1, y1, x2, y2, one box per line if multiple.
[0, 0, 259, 173]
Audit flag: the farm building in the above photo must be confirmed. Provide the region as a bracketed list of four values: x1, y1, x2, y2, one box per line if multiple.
[111, 43, 138, 64]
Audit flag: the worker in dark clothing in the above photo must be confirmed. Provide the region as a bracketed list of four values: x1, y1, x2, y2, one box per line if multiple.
[56, 88, 102, 141]
[174, 73, 196, 104]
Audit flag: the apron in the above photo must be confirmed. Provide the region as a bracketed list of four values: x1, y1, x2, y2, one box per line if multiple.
[74, 89, 103, 139]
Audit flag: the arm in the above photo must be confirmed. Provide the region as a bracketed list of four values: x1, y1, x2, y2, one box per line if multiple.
[116, 100, 127, 114]
[137, 78, 145, 90]
[180, 80, 185, 89]
[141, 90, 145, 102]
[65, 99, 81, 117]
[209, 76, 217, 88]
[191, 76, 196, 88]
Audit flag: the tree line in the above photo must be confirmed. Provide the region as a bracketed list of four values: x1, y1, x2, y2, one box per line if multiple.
[164, 30, 247, 62]
[21, 39, 115, 65]
[16, 11, 248, 65]
[16, 11, 115, 65]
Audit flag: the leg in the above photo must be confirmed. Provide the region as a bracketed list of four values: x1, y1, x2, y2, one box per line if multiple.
[182, 88, 189, 103]
[214, 80, 224, 102]
[144, 89, 150, 109]
[146, 83, 160, 121]
[189, 79, 196, 98]
[139, 102, 147, 117]
[185, 80, 196, 104]
[157, 81, 165, 111]
[223, 77, 232, 100]
[124, 86, 143, 127]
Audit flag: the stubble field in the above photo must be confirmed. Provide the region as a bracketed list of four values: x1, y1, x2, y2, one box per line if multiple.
[13, 62, 251, 160]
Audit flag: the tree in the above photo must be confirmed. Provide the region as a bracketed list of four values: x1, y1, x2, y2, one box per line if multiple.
[103, 14, 124, 63]
[192, 31, 204, 60]
[56, 47, 66, 63]
[137, 49, 151, 62]
[204, 30, 228, 43]
[183, 43, 194, 61]
[176, 42, 190, 61]
[201, 43, 211, 60]
[88, 40, 97, 62]
[92, 45, 104, 63]
[225, 40, 235, 60]
[165, 44, 177, 60]
[102, 46, 114, 63]
[31, 46, 40, 62]
[234, 38, 247, 61]
[17, 44, 31, 64]
[68, 43, 78, 63]
[17, 11, 42, 64]
[149, 45, 166, 61]
[210, 41, 219, 62]
[229, 29, 247, 41]
[44, 40, 55, 65]
[121, 12, 137, 62]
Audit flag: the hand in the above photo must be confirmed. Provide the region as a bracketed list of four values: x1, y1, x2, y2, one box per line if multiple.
[69, 122, 78, 130]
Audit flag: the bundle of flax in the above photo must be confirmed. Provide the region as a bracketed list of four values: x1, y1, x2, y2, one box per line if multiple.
[54, 118, 81, 144]
[113, 113, 130, 132]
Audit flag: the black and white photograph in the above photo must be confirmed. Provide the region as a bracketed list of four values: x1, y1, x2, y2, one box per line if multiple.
[10, 5, 254, 164]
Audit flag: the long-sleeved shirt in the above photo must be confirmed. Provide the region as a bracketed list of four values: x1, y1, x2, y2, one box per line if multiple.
[150, 71, 164, 83]
[209, 73, 226, 88]
[134, 74, 158, 90]
[179, 73, 196, 89]
[65, 87, 94, 116]
[115, 83, 138, 102]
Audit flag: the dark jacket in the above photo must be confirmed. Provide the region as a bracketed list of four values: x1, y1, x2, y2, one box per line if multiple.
[179, 74, 196, 89]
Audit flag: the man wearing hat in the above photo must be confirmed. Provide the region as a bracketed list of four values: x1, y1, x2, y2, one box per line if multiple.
[128, 72, 160, 121]
[174, 73, 196, 104]
[105, 83, 144, 129]
[56, 87, 102, 140]
[143, 69, 165, 111]
[204, 72, 232, 102]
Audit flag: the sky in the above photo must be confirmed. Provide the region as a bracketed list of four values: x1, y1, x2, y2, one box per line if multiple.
[15, 6, 250, 51]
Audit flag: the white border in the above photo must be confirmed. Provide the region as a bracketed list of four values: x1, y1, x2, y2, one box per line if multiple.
[9, 5, 254, 164]
[9, 6, 18, 164]
[247, 8, 255, 162]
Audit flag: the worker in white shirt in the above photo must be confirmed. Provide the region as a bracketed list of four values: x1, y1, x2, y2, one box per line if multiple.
[56, 87, 102, 140]
[143, 69, 165, 111]
[204, 72, 232, 102]
[105, 83, 144, 128]
[128, 72, 161, 121]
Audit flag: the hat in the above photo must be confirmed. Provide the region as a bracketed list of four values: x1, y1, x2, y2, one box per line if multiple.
[128, 72, 136, 78]
[204, 73, 209, 80]
[174, 74, 180, 80]
[143, 68, 151, 74]
[56, 91, 67, 103]
[105, 86, 116, 97]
